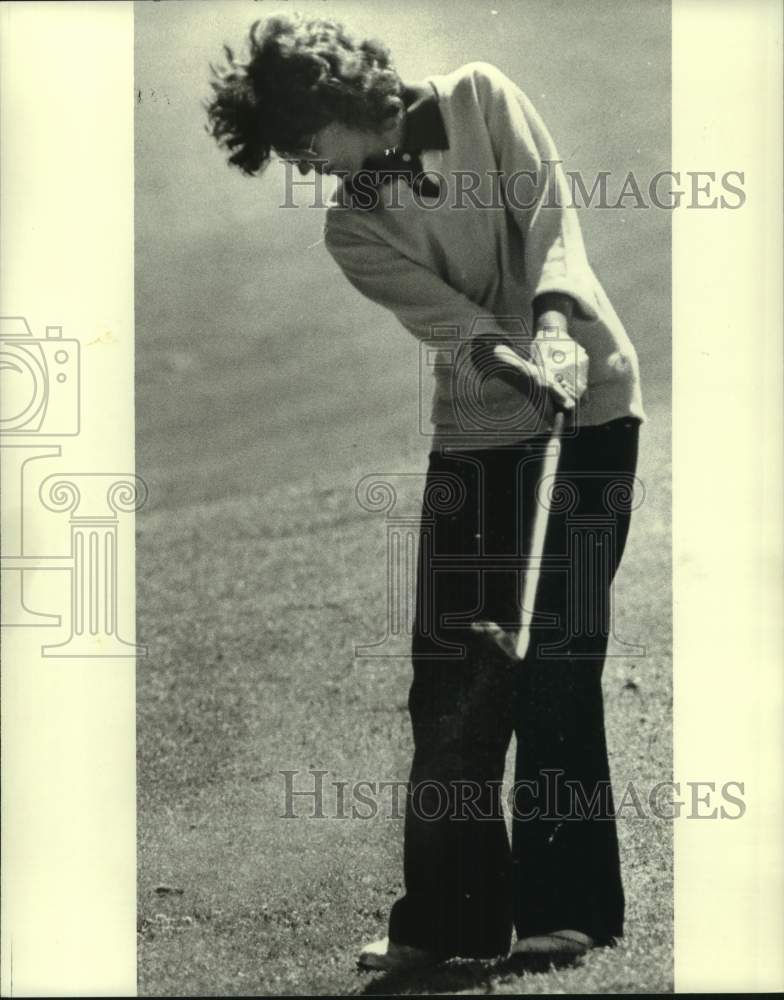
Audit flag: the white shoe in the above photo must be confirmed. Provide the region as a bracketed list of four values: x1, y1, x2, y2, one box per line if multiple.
[512, 929, 595, 957]
[358, 936, 438, 971]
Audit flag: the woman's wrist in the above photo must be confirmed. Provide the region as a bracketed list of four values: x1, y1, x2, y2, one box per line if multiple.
[533, 292, 574, 334]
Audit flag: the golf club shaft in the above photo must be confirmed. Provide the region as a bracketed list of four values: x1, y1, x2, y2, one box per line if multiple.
[514, 409, 565, 660]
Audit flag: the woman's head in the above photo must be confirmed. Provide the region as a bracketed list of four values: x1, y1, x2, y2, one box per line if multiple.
[205, 13, 404, 176]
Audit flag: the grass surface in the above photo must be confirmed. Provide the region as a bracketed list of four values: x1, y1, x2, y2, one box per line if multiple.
[136, 405, 671, 995]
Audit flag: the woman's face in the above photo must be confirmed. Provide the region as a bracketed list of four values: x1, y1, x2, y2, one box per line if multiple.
[289, 117, 400, 178]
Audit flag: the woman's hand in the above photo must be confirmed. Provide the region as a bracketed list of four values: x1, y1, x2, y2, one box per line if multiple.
[491, 340, 578, 413]
[469, 332, 583, 415]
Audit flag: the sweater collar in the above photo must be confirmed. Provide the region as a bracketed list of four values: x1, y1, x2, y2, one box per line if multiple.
[398, 81, 449, 153]
[334, 81, 448, 209]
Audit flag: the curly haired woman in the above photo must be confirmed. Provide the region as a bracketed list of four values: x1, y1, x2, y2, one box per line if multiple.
[206, 11, 644, 972]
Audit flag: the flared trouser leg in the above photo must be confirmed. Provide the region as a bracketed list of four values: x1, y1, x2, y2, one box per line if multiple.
[389, 419, 640, 957]
[512, 418, 639, 944]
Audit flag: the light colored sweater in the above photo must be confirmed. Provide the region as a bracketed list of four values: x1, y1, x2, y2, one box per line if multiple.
[324, 61, 645, 449]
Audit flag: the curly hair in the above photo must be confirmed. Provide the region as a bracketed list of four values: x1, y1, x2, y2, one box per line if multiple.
[205, 13, 404, 176]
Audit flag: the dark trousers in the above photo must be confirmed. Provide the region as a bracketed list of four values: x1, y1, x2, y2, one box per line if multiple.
[388, 417, 641, 958]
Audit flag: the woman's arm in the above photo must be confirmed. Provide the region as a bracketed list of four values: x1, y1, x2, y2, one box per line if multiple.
[472, 62, 600, 330]
[325, 214, 505, 343]
[325, 214, 578, 412]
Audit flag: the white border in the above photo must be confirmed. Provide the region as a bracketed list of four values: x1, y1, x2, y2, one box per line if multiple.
[672, 0, 784, 991]
[0, 2, 137, 996]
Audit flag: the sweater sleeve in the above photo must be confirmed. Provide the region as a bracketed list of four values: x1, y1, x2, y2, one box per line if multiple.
[469, 62, 600, 323]
[324, 211, 588, 409]
[324, 211, 512, 345]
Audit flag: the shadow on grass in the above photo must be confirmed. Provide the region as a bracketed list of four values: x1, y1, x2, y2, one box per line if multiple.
[356, 950, 588, 995]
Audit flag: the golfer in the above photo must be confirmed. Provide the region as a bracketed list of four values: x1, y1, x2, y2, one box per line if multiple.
[207, 12, 644, 971]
